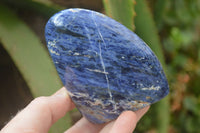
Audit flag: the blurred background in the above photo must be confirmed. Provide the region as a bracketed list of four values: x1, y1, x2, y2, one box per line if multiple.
[0, 0, 200, 132]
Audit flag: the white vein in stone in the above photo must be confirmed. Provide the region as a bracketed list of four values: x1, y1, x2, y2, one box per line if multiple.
[49, 48, 60, 56]
[86, 68, 109, 74]
[92, 12, 116, 110]
[141, 85, 161, 91]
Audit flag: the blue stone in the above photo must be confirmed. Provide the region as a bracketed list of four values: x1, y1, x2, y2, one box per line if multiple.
[45, 8, 169, 124]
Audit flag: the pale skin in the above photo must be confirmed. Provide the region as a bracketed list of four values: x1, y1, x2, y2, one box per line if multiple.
[1, 87, 149, 133]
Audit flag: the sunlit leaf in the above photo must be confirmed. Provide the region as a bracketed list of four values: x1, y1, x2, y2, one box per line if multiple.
[103, 0, 135, 30]
[135, 1, 169, 133]
[33, 0, 52, 5]
[0, 5, 71, 132]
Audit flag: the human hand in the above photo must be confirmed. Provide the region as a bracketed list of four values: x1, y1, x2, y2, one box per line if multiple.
[1, 87, 149, 133]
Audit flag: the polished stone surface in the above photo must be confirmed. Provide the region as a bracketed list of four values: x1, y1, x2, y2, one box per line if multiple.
[45, 8, 169, 124]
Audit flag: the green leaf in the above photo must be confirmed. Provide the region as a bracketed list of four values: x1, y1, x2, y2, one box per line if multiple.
[172, 54, 188, 68]
[135, 0, 165, 64]
[103, 0, 135, 31]
[154, 0, 168, 30]
[1, 0, 62, 18]
[32, 0, 52, 5]
[135, 0, 169, 133]
[0, 5, 71, 132]
[183, 96, 199, 115]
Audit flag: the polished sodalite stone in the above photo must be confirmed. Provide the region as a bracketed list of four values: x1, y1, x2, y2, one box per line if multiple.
[45, 8, 169, 124]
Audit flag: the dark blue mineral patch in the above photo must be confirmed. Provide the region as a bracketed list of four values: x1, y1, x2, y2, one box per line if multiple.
[45, 8, 169, 124]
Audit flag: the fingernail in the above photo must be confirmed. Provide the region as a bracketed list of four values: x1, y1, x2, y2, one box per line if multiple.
[135, 106, 150, 121]
[53, 87, 69, 98]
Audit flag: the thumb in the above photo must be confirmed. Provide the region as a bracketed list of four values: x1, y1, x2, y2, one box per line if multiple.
[1, 87, 75, 133]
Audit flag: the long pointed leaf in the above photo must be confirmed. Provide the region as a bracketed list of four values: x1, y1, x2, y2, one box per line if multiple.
[0, 5, 71, 132]
[103, 0, 135, 30]
[2, 0, 62, 18]
[154, 0, 168, 30]
[135, 0, 169, 132]
[135, 0, 165, 63]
